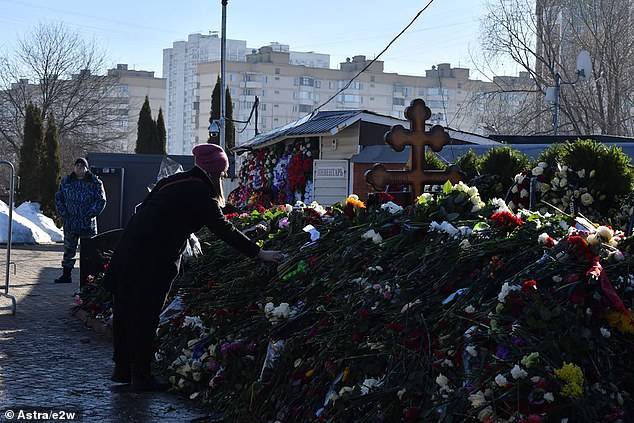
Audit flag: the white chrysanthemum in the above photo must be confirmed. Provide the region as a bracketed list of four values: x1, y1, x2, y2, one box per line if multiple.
[510, 364, 528, 379]
[468, 390, 486, 408]
[436, 373, 449, 388]
[494, 374, 508, 387]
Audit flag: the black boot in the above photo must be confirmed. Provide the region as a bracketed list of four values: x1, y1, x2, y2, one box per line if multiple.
[54, 266, 72, 284]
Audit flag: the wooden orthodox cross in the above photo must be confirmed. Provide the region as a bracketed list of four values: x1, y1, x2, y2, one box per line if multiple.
[365, 98, 462, 202]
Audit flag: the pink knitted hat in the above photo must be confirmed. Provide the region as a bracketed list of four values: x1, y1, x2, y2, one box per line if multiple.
[192, 143, 229, 175]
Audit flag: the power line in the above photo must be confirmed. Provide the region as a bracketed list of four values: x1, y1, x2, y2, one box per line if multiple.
[312, 0, 436, 113]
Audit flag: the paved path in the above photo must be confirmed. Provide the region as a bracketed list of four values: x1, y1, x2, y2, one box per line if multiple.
[0, 244, 211, 422]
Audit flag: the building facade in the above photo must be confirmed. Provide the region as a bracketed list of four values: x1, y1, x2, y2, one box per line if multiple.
[107, 64, 166, 153]
[195, 49, 528, 150]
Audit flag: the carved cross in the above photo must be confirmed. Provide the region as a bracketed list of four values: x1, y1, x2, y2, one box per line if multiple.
[365, 98, 462, 201]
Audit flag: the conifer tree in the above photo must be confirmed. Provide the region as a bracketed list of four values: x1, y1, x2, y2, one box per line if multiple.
[40, 113, 62, 218]
[156, 107, 167, 155]
[209, 76, 222, 145]
[210, 76, 236, 174]
[18, 102, 44, 203]
[135, 96, 158, 154]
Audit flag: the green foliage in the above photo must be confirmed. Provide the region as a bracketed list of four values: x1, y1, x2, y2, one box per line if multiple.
[424, 151, 445, 170]
[18, 102, 44, 204]
[135, 96, 159, 154]
[454, 149, 479, 181]
[562, 139, 633, 200]
[156, 107, 167, 155]
[477, 146, 531, 199]
[40, 113, 62, 219]
[537, 143, 566, 169]
[209, 76, 236, 151]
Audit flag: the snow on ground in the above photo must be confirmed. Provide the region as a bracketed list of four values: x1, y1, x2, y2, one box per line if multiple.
[0, 201, 63, 244]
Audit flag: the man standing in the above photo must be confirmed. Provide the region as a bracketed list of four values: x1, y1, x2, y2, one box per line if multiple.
[54, 157, 106, 284]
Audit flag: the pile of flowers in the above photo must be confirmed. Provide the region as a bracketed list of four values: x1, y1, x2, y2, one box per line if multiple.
[96, 180, 632, 422]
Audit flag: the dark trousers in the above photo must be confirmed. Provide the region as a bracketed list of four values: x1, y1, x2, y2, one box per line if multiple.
[112, 292, 165, 377]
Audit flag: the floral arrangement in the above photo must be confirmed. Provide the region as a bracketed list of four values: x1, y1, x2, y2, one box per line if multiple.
[118, 182, 632, 422]
[232, 140, 317, 208]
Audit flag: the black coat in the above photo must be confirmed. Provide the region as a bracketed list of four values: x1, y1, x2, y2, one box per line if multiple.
[105, 166, 259, 298]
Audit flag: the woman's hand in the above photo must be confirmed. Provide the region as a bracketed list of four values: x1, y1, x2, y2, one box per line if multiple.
[257, 249, 287, 263]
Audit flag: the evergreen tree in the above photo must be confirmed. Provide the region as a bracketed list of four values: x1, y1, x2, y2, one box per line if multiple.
[40, 113, 62, 218]
[135, 96, 158, 154]
[156, 107, 167, 155]
[225, 88, 235, 152]
[209, 76, 236, 174]
[209, 76, 221, 145]
[18, 102, 44, 203]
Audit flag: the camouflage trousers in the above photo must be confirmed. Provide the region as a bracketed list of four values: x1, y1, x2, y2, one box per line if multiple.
[61, 231, 83, 269]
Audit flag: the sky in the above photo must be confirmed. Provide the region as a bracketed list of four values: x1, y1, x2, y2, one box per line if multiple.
[0, 0, 517, 81]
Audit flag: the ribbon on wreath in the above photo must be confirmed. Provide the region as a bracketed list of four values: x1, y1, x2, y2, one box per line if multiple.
[587, 257, 634, 334]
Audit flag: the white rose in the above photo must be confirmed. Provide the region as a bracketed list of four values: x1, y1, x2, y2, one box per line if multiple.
[520, 189, 528, 198]
[577, 169, 586, 178]
[589, 170, 596, 178]
[544, 392, 555, 402]
[532, 166, 544, 176]
[464, 305, 475, 313]
[559, 178, 568, 187]
[511, 185, 519, 194]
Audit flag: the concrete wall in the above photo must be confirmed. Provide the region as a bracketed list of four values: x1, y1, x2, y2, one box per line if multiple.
[87, 153, 194, 232]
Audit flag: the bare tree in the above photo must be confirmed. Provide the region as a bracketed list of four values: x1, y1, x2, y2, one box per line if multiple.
[476, 0, 634, 136]
[0, 22, 125, 164]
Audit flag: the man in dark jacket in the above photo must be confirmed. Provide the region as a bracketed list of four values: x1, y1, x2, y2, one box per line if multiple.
[54, 158, 106, 284]
[105, 143, 284, 392]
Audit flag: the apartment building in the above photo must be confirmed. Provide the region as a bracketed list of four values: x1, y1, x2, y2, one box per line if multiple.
[107, 64, 166, 153]
[163, 34, 332, 155]
[195, 47, 517, 149]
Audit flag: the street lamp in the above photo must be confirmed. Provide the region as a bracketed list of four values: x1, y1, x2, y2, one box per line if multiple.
[219, 0, 228, 150]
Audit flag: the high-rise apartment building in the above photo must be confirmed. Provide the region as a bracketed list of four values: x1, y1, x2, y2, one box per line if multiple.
[163, 34, 332, 155]
[107, 64, 166, 153]
[195, 48, 525, 148]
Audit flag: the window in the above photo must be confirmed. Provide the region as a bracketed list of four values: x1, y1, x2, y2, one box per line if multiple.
[339, 94, 361, 103]
[370, 75, 375, 82]
[392, 97, 405, 106]
[299, 104, 312, 113]
[275, 68, 280, 75]
[314, 80, 321, 88]
[300, 77, 314, 87]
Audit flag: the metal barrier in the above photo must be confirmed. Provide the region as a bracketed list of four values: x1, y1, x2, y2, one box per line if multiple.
[0, 160, 16, 315]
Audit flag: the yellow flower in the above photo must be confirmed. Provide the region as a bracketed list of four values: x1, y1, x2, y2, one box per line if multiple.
[346, 197, 366, 209]
[342, 366, 350, 382]
[305, 369, 315, 378]
[554, 362, 584, 399]
[604, 309, 634, 334]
